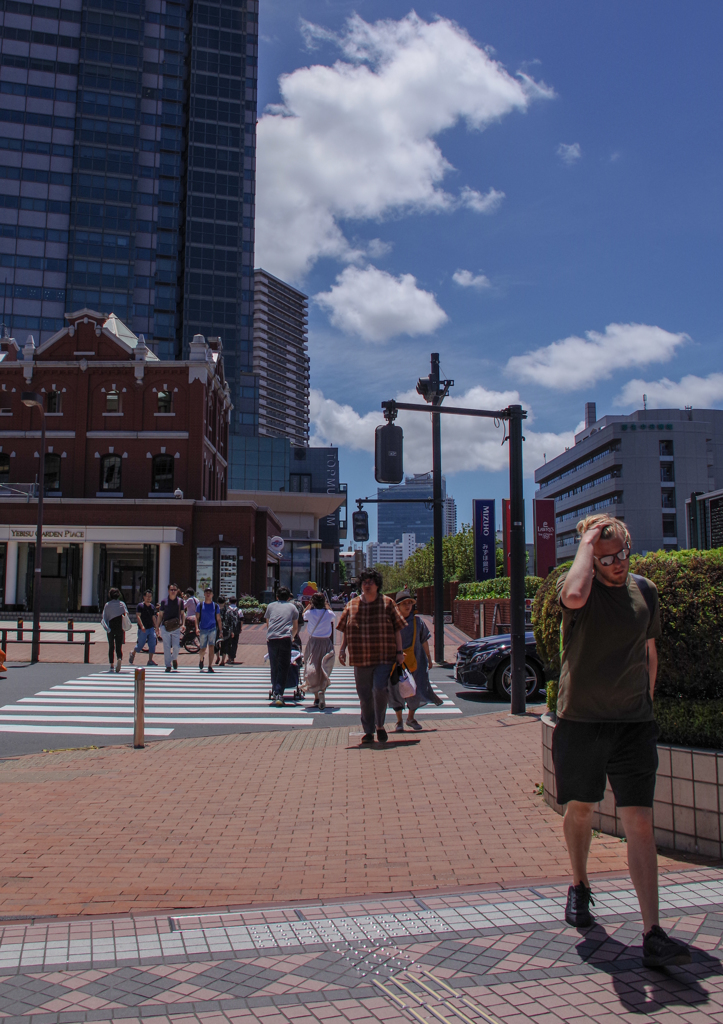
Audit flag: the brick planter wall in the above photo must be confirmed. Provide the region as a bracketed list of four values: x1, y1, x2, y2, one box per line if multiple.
[454, 598, 512, 638]
[414, 582, 459, 615]
[541, 712, 723, 858]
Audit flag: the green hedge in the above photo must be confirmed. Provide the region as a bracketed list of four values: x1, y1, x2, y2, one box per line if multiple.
[534, 549, 723, 749]
[457, 576, 543, 600]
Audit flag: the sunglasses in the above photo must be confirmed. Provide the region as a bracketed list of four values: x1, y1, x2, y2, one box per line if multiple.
[594, 546, 630, 567]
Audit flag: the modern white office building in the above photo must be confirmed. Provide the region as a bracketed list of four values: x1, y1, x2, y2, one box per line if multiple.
[366, 532, 423, 568]
[444, 496, 457, 536]
[534, 403, 723, 563]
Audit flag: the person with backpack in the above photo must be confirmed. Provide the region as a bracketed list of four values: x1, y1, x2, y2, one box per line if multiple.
[101, 588, 130, 673]
[157, 583, 185, 673]
[227, 596, 242, 664]
[196, 587, 223, 673]
[555, 513, 690, 968]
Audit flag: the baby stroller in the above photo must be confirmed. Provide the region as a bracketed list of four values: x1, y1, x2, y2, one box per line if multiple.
[267, 636, 304, 701]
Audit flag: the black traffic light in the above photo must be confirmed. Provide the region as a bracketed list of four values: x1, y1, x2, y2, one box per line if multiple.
[352, 510, 369, 543]
[375, 422, 403, 483]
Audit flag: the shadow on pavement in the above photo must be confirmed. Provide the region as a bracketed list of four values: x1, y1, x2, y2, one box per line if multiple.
[576, 925, 722, 1015]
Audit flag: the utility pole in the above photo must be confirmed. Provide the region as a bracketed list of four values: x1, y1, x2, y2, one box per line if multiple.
[508, 406, 526, 714]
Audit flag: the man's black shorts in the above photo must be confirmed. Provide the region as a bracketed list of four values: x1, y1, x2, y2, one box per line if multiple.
[552, 719, 659, 807]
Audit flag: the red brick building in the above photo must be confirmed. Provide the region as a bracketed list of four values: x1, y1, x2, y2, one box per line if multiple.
[0, 310, 281, 611]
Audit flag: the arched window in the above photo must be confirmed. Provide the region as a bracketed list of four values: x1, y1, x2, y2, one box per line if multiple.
[46, 391, 61, 413]
[44, 453, 61, 491]
[105, 390, 120, 413]
[152, 454, 174, 492]
[157, 390, 172, 413]
[100, 454, 122, 492]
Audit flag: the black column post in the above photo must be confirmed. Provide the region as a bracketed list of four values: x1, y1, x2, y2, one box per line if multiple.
[431, 360, 444, 665]
[31, 406, 46, 664]
[508, 405, 526, 714]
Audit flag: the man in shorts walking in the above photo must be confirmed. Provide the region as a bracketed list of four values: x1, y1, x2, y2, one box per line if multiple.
[555, 513, 690, 967]
[196, 587, 222, 673]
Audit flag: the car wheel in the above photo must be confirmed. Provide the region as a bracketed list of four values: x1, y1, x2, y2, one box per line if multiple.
[493, 659, 542, 700]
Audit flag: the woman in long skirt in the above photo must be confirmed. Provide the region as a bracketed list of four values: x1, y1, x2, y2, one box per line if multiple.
[302, 592, 336, 710]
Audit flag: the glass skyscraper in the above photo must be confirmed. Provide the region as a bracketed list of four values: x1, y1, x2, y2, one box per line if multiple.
[0, 0, 257, 429]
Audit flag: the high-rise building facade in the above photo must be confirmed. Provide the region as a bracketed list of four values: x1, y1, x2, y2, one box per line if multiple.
[253, 267, 309, 445]
[377, 472, 446, 546]
[0, 0, 258, 427]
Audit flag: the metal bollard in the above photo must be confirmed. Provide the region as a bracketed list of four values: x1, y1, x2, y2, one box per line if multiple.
[134, 667, 145, 749]
[17, 617, 23, 642]
[67, 617, 74, 643]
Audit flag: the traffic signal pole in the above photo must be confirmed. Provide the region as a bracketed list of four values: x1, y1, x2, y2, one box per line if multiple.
[430, 356, 445, 666]
[379, 369, 528, 713]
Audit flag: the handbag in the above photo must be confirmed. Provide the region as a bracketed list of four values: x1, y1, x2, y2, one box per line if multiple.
[121, 604, 132, 632]
[398, 666, 417, 699]
[402, 617, 417, 673]
[162, 598, 181, 632]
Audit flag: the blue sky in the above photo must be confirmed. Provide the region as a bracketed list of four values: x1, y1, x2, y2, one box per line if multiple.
[255, 1, 723, 541]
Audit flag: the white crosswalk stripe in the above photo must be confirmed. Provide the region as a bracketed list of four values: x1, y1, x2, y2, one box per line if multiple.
[0, 666, 461, 736]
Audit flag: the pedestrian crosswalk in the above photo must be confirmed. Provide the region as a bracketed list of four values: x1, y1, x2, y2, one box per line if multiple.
[0, 666, 461, 736]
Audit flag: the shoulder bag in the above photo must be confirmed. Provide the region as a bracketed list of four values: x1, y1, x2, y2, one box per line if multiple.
[121, 604, 132, 632]
[163, 599, 181, 632]
[402, 617, 417, 673]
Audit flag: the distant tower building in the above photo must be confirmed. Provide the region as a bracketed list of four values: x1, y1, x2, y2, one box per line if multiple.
[444, 496, 457, 536]
[401, 532, 422, 560]
[377, 472, 446, 545]
[253, 269, 310, 446]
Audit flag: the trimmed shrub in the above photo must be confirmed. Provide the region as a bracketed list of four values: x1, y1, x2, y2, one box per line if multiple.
[458, 576, 543, 600]
[655, 697, 723, 749]
[531, 562, 572, 678]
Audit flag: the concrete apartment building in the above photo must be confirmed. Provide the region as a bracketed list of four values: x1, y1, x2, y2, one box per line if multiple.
[444, 495, 457, 536]
[534, 402, 723, 563]
[252, 268, 309, 446]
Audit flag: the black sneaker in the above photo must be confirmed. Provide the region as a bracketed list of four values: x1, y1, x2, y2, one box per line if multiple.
[208, 666, 214, 674]
[642, 925, 692, 968]
[165, 666, 171, 673]
[172, 660, 178, 671]
[129, 650, 136, 665]
[565, 883, 595, 927]
[361, 733, 374, 744]
[376, 727, 388, 744]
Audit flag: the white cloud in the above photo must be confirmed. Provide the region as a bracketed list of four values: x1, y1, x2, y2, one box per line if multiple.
[506, 323, 689, 392]
[256, 12, 551, 281]
[614, 373, 723, 410]
[313, 265, 447, 343]
[557, 142, 581, 164]
[459, 186, 506, 214]
[310, 385, 574, 476]
[453, 269, 492, 290]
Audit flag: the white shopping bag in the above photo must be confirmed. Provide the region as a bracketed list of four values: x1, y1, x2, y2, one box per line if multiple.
[398, 667, 417, 699]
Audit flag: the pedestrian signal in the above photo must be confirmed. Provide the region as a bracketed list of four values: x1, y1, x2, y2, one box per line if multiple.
[352, 511, 369, 543]
[375, 422, 404, 483]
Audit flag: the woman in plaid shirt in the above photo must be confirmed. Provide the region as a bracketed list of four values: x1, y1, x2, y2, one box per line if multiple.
[337, 568, 406, 744]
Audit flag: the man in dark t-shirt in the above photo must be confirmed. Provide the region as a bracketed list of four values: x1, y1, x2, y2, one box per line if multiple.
[129, 589, 158, 666]
[555, 513, 689, 968]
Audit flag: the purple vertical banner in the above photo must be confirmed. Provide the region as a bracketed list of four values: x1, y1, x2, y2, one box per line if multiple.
[473, 500, 496, 581]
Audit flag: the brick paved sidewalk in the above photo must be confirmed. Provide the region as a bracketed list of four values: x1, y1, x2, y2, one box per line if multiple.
[0, 712, 711, 920]
[0, 869, 722, 1023]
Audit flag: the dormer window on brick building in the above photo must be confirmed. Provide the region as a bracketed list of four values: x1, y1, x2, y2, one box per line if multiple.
[106, 390, 121, 413]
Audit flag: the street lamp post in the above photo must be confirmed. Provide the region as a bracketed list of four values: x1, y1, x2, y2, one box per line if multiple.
[21, 391, 45, 664]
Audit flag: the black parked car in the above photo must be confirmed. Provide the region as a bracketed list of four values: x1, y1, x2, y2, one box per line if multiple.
[454, 631, 547, 699]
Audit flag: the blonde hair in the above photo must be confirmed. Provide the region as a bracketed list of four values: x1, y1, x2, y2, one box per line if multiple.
[577, 513, 630, 545]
